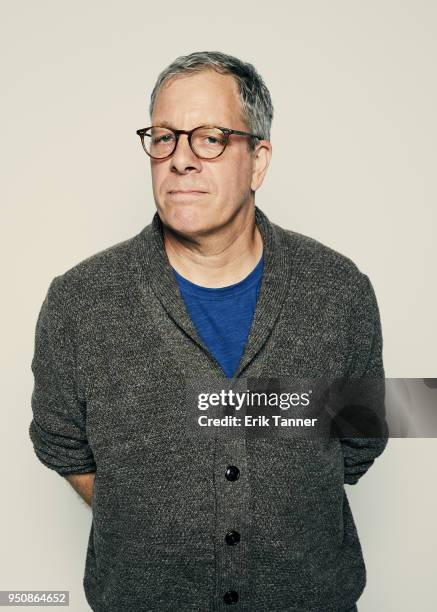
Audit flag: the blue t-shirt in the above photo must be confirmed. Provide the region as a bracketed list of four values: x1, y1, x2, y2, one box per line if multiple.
[172, 254, 264, 378]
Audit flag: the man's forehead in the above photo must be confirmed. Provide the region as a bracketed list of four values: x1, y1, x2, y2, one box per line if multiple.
[152, 99, 245, 130]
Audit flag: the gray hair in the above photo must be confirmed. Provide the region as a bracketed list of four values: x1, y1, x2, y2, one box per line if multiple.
[149, 51, 274, 151]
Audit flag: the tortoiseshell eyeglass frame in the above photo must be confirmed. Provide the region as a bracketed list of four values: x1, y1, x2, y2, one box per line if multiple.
[136, 125, 264, 159]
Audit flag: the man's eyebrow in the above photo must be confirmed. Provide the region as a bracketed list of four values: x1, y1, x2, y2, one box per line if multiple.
[157, 120, 176, 129]
[155, 120, 215, 129]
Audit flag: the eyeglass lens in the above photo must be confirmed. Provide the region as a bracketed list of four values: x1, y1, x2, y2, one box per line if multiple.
[142, 127, 227, 159]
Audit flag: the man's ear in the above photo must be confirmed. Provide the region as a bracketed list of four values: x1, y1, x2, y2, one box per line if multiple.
[251, 141, 272, 192]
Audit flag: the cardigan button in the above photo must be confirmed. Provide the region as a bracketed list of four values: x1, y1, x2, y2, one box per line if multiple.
[223, 590, 239, 605]
[225, 530, 241, 546]
[225, 465, 240, 481]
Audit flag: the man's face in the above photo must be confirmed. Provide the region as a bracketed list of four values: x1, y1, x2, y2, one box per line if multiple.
[150, 69, 261, 236]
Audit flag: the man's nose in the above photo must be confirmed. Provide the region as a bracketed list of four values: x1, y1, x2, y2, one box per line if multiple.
[170, 134, 201, 171]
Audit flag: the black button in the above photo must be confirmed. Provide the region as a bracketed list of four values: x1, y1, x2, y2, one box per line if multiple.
[223, 590, 239, 605]
[225, 530, 241, 546]
[225, 465, 240, 481]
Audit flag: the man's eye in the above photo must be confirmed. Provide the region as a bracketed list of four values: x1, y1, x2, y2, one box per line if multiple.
[154, 135, 174, 144]
[204, 136, 225, 145]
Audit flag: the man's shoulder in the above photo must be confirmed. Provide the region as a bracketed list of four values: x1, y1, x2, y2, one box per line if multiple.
[44, 227, 147, 313]
[62, 233, 139, 283]
[277, 223, 367, 284]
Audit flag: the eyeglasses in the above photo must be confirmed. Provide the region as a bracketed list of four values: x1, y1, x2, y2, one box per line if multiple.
[136, 125, 264, 160]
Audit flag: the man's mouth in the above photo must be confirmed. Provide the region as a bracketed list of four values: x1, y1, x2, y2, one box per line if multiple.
[169, 190, 206, 194]
[168, 190, 206, 196]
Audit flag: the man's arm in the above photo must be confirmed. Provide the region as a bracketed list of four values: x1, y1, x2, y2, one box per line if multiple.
[29, 276, 97, 478]
[341, 272, 389, 485]
[65, 473, 96, 506]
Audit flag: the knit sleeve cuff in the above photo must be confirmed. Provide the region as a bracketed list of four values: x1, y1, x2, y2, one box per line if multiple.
[29, 418, 96, 476]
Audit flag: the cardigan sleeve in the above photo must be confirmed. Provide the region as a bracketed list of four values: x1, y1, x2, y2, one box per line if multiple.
[341, 273, 389, 485]
[29, 276, 97, 477]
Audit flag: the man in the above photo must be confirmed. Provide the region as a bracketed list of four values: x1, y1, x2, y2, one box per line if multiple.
[29, 51, 387, 611]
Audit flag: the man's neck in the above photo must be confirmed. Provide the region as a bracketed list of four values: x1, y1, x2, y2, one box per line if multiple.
[162, 206, 264, 288]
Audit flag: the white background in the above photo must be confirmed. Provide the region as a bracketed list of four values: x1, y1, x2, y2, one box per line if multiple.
[1, 1, 436, 610]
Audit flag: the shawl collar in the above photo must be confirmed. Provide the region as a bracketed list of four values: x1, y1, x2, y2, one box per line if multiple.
[134, 205, 293, 378]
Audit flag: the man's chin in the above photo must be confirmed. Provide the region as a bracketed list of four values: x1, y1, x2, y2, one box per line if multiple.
[159, 201, 216, 236]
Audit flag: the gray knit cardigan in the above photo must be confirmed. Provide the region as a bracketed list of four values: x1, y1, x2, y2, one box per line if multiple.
[29, 205, 388, 612]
